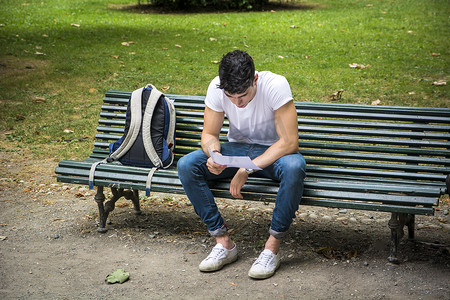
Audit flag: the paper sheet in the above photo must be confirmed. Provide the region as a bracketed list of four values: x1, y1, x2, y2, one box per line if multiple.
[208, 150, 262, 170]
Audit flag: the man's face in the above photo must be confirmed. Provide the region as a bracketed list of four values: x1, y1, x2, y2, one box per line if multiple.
[224, 75, 258, 109]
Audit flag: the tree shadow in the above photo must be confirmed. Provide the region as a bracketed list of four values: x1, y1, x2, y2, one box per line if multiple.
[112, 1, 321, 15]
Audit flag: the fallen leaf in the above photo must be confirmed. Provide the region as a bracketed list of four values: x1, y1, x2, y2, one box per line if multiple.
[42, 34, 48, 37]
[209, 37, 217, 41]
[64, 129, 74, 133]
[229, 282, 238, 286]
[431, 53, 440, 57]
[211, 60, 220, 64]
[316, 247, 336, 259]
[161, 86, 170, 91]
[129, 52, 136, 55]
[408, 91, 416, 95]
[121, 42, 130, 46]
[223, 22, 228, 26]
[432, 80, 446, 86]
[23, 188, 31, 192]
[305, 55, 311, 59]
[188, 251, 197, 254]
[270, 10, 276, 13]
[33, 96, 46, 103]
[71, 23, 81, 27]
[35, 51, 45, 55]
[290, 25, 297, 29]
[35, 46, 42, 49]
[328, 89, 344, 101]
[89, 88, 97, 93]
[175, 44, 182, 48]
[111, 55, 119, 59]
[347, 250, 357, 258]
[113, 73, 119, 77]
[0, 236, 7, 241]
[75, 192, 85, 198]
[278, 55, 284, 59]
[349, 63, 371, 69]
[371, 99, 381, 105]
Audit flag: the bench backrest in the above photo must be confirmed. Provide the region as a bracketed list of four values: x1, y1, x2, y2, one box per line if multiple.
[93, 90, 450, 196]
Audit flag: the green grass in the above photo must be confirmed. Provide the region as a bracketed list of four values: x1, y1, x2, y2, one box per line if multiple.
[0, 0, 448, 160]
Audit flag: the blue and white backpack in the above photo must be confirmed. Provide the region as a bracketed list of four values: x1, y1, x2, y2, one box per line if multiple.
[89, 84, 176, 196]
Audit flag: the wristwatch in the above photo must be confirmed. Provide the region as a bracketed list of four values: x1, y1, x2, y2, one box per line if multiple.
[245, 168, 256, 175]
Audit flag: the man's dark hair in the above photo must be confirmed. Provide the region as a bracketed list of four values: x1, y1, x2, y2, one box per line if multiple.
[218, 50, 255, 94]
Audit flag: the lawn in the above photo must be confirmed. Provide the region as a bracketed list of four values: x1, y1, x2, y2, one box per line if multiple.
[0, 0, 448, 159]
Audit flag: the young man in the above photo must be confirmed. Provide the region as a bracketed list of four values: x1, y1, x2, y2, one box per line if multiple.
[177, 50, 306, 279]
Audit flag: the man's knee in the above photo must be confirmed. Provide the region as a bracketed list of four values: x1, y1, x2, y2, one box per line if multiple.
[282, 155, 306, 179]
[177, 154, 194, 179]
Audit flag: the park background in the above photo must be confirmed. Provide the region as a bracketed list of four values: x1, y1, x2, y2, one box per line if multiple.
[0, 0, 448, 161]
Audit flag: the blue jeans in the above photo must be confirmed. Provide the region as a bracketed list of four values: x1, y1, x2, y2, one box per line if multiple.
[177, 142, 306, 239]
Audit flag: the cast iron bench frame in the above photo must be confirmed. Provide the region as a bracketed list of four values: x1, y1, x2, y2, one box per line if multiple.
[55, 90, 450, 263]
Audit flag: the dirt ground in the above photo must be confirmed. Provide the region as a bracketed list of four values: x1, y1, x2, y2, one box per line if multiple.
[1, 150, 449, 299]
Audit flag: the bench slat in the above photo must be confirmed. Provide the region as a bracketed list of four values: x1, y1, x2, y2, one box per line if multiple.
[307, 158, 449, 173]
[56, 161, 442, 199]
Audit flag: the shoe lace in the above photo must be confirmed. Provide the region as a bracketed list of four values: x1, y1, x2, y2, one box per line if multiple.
[206, 247, 225, 261]
[255, 252, 273, 267]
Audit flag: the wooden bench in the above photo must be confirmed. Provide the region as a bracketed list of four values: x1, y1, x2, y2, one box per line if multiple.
[55, 90, 450, 263]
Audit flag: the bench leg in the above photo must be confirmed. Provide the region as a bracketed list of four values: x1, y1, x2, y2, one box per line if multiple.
[94, 187, 141, 233]
[407, 214, 415, 240]
[388, 212, 415, 263]
[123, 189, 141, 215]
[388, 212, 402, 264]
[105, 188, 141, 214]
[94, 186, 108, 233]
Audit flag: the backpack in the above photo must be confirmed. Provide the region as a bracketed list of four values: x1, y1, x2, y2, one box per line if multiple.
[89, 84, 176, 196]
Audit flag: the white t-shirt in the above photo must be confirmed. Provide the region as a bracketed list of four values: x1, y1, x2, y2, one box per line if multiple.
[205, 71, 293, 146]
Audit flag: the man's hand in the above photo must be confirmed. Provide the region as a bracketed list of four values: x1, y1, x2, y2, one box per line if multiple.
[206, 156, 227, 175]
[230, 168, 248, 199]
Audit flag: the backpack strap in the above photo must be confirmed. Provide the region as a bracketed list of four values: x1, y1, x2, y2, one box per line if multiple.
[109, 87, 144, 161]
[145, 167, 158, 196]
[163, 96, 176, 169]
[88, 158, 107, 189]
[88, 87, 143, 190]
[142, 84, 164, 168]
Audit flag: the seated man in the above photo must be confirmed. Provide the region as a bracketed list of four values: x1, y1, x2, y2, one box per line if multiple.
[177, 50, 306, 279]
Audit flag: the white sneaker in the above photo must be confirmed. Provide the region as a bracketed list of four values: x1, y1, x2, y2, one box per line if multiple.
[199, 243, 238, 272]
[248, 249, 280, 279]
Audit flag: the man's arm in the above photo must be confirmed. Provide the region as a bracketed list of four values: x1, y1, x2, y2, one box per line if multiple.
[230, 100, 299, 198]
[201, 106, 226, 175]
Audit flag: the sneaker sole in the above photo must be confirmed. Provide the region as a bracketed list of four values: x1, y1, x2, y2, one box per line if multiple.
[199, 254, 238, 272]
[248, 260, 281, 279]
